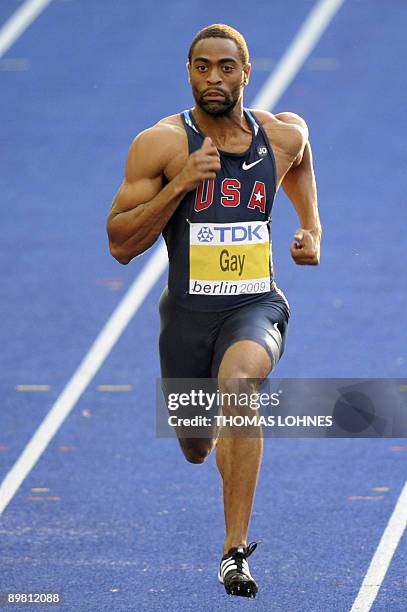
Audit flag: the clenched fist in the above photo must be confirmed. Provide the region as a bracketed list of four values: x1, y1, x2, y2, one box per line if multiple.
[177, 136, 221, 193]
[290, 228, 321, 265]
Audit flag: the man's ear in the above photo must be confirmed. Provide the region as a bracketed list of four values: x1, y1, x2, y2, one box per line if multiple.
[243, 63, 251, 87]
[186, 62, 191, 85]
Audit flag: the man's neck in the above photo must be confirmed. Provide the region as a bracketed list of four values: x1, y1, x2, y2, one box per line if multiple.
[192, 101, 247, 135]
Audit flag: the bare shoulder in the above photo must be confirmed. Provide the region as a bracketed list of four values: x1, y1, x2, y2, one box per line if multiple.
[250, 108, 308, 156]
[128, 114, 186, 157]
[125, 113, 187, 179]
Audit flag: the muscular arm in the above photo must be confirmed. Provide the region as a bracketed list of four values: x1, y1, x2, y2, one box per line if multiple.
[283, 140, 321, 231]
[106, 127, 187, 264]
[277, 112, 322, 265]
[107, 126, 220, 264]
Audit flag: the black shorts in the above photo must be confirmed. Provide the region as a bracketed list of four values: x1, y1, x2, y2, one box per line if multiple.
[159, 287, 290, 379]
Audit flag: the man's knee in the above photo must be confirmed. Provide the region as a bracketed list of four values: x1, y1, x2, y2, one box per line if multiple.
[178, 438, 214, 464]
[218, 374, 259, 398]
[217, 340, 274, 383]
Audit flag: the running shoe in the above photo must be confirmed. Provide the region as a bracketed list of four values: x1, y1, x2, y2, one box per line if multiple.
[218, 541, 259, 598]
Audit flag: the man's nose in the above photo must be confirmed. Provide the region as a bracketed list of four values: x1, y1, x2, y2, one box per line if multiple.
[206, 67, 222, 83]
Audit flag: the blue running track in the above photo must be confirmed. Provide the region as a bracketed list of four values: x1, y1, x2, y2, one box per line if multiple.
[1, 1, 406, 610]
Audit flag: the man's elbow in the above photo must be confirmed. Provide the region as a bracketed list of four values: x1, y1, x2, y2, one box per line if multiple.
[107, 230, 158, 264]
[109, 241, 132, 265]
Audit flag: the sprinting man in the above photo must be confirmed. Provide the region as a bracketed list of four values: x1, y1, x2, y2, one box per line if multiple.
[107, 24, 321, 598]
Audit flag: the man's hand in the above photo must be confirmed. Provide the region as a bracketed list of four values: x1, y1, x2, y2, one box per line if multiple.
[176, 136, 221, 192]
[290, 228, 321, 265]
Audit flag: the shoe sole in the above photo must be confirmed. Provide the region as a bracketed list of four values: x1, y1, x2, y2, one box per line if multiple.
[218, 571, 258, 598]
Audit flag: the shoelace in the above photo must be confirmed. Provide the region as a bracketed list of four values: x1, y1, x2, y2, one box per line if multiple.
[221, 541, 259, 580]
[244, 542, 258, 558]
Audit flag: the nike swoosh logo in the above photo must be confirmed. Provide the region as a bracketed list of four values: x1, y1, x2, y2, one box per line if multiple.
[273, 322, 282, 346]
[242, 159, 264, 170]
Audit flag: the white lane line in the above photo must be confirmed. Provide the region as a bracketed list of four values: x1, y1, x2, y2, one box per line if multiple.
[252, 0, 344, 109]
[0, 0, 344, 516]
[350, 481, 407, 612]
[16, 385, 50, 391]
[97, 385, 133, 392]
[0, 246, 168, 515]
[0, 0, 53, 59]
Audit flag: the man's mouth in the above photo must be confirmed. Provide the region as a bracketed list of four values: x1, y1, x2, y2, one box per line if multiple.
[203, 90, 225, 99]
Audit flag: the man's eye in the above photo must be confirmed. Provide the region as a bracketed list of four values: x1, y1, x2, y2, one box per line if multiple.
[223, 66, 234, 72]
[196, 65, 207, 72]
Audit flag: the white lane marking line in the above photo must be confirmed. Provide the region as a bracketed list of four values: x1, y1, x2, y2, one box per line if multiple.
[97, 385, 133, 392]
[0, 57, 31, 71]
[0, 246, 168, 516]
[350, 481, 407, 612]
[15, 385, 50, 391]
[0, 0, 343, 516]
[0, 0, 53, 59]
[252, 0, 344, 109]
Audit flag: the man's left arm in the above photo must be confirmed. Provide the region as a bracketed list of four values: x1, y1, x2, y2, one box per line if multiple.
[279, 115, 322, 265]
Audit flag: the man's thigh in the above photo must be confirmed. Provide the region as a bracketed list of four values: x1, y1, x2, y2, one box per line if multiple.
[212, 291, 290, 379]
[159, 288, 219, 379]
[159, 289, 222, 454]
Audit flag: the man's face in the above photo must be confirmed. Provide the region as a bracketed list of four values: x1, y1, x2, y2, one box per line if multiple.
[188, 38, 250, 116]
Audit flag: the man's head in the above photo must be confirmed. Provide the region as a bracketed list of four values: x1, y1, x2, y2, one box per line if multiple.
[187, 24, 251, 117]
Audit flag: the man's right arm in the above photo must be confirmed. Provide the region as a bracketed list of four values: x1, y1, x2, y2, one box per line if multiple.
[107, 127, 220, 264]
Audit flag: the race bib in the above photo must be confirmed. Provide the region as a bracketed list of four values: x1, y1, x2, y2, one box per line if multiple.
[189, 220, 271, 295]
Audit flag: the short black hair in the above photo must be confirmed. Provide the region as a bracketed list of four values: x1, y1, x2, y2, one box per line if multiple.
[188, 24, 249, 66]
